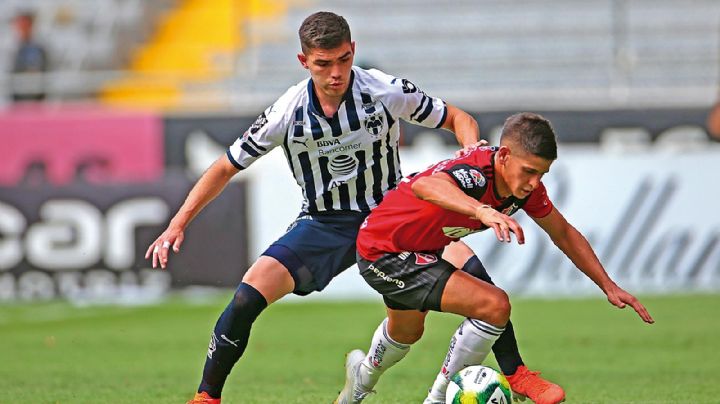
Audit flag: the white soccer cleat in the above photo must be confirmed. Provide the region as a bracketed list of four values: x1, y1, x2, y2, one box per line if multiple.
[334, 349, 375, 404]
[422, 398, 445, 404]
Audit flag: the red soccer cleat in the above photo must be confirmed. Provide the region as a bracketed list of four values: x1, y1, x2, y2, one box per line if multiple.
[186, 392, 221, 404]
[504, 365, 565, 404]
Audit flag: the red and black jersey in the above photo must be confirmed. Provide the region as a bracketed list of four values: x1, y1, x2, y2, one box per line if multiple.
[356, 146, 554, 261]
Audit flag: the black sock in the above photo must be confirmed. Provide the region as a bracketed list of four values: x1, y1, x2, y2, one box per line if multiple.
[198, 282, 268, 397]
[462, 255, 524, 375]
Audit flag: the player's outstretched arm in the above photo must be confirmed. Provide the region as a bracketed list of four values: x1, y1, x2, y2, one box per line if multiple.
[440, 103, 483, 153]
[411, 172, 524, 244]
[534, 207, 654, 324]
[145, 155, 240, 269]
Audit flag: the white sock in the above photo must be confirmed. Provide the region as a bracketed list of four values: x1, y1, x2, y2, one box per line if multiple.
[427, 318, 505, 401]
[358, 318, 411, 390]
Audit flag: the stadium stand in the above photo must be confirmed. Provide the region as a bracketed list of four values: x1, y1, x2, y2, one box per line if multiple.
[0, 0, 173, 102]
[0, 0, 718, 110]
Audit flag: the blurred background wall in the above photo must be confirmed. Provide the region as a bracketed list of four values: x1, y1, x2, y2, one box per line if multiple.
[0, 0, 718, 302]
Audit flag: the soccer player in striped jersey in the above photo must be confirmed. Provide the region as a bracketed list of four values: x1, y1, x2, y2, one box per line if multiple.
[336, 113, 654, 404]
[145, 12, 557, 404]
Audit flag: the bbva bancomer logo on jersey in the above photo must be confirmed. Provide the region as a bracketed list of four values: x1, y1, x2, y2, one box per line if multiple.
[317, 139, 362, 156]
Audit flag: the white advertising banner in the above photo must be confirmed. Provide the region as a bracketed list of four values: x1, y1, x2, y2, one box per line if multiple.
[243, 141, 720, 300]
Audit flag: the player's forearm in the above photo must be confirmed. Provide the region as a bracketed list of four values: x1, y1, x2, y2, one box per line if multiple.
[442, 104, 480, 147]
[170, 156, 239, 230]
[412, 176, 484, 217]
[553, 224, 616, 293]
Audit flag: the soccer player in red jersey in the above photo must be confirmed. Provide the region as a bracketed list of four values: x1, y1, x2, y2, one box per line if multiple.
[336, 112, 654, 404]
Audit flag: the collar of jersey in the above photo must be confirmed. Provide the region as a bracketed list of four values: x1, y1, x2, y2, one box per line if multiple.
[489, 150, 507, 202]
[307, 69, 356, 118]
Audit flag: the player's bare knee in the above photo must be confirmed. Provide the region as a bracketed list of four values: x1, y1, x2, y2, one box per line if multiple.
[478, 289, 510, 326]
[442, 241, 475, 268]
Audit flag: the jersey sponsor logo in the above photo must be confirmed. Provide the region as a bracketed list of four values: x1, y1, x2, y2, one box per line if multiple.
[398, 251, 412, 260]
[317, 139, 341, 147]
[367, 263, 405, 289]
[415, 252, 438, 265]
[451, 169, 474, 189]
[249, 112, 268, 134]
[442, 226, 482, 238]
[329, 154, 357, 176]
[317, 141, 362, 156]
[364, 113, 386, 138]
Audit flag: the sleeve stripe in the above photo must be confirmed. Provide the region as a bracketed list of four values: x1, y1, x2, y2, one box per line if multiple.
[410, 95, 428, 121]
[415, 96, 435, 123]
[240, 142, 261, 157]
[246, 136, 267, 151]
[226, 150, 245, 170]
[435, 101, 448, 128]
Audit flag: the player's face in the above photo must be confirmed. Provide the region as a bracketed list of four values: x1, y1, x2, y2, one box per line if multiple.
[499, 148, 552, 199]
[298, 41, 355, 100]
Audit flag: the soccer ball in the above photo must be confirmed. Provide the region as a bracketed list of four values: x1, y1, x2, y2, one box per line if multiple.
[445, 365, 513, 404]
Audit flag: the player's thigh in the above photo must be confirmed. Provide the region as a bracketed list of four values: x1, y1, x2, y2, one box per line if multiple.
[386, 307, 428, 344]
[242, 256, 295, 304]
[440, 270, 510, 327]
[265, 213, 365, 295]
[442, 241, 476, 268]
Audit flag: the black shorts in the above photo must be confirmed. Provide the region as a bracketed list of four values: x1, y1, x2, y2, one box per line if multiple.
[357, 251, 456, 311]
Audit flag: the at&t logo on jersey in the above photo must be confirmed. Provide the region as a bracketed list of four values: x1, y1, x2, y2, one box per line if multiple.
[329, 154, 357, 176]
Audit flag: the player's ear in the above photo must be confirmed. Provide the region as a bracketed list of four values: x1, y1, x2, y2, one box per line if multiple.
[498, 146, 510, 164]
[297, 53, 308, 69]
[350, 41, 356, 55]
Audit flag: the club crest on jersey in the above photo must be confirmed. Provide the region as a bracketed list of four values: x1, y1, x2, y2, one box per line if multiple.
[364, 113, 386, 138]
[501, 202, 520, 216]
[415, 253, 438, 265]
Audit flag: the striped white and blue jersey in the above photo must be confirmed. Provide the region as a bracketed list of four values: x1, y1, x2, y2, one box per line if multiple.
[227, 66, 447, 213]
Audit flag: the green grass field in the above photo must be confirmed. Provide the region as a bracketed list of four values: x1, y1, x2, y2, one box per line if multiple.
[1, 293, 718, 403]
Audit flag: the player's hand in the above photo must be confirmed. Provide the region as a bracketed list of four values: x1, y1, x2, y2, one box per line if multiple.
[472, 205, 525, 244]
[455, 140, 489, 158]
[144, 226, 185, 270]
[605, 283, 655, 324]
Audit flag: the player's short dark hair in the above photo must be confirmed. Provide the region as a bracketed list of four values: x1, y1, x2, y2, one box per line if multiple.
[501, 112, 558, 160]
[298, 11, 351, 54]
